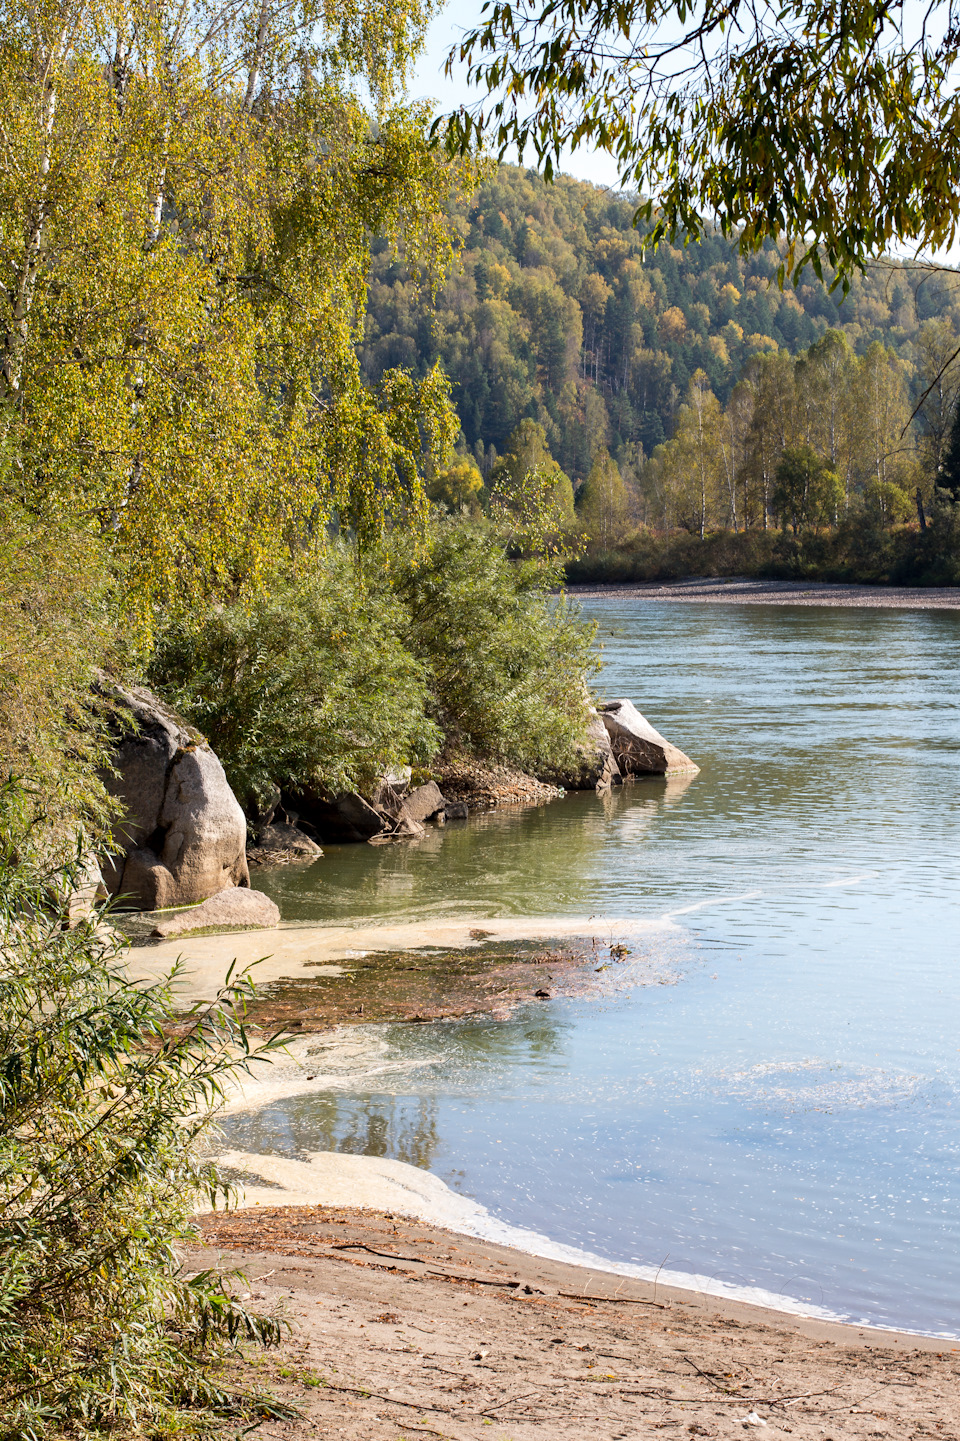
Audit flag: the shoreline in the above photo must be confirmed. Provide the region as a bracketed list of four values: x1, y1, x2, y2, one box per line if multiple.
[192, 1203, 960, 1440]
[204, 1144, 956, 1343]
[566, 575, 960, 608]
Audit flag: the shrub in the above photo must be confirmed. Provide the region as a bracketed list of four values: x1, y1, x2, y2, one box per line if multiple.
[0, 501, 116, 854]
[0, 795, 283, 1438]
[149, 553, 441, 810]
[389, 522, 598, 771]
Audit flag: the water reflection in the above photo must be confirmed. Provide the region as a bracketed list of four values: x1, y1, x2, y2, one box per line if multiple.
[234, 601, 960, 1335]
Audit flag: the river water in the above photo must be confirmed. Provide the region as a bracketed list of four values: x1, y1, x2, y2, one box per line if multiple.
[224, 599, 960, 1337]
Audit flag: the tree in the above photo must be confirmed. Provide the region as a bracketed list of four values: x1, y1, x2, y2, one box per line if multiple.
[914, 321, 960, 486]
[445, 0, 960, 284]
[0, 0, 470, 635]
[939, 402, 960, 503]
[577, 449, 628, 546]
[427, 457, 485, 513]
[772, 445, 843, 534]
[795, 330, 856, 499]
[489, 419, 575, 524]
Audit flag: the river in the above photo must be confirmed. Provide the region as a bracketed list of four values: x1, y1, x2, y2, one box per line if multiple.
[220, 598, 960, 1337]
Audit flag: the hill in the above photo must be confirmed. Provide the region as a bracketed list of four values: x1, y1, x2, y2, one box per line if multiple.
[362, 165, 960, 483]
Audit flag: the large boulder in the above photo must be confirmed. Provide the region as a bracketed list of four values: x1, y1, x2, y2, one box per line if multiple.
[284, 782, 434, 844]
[151, 886, 280, 938]
[597, 700, 699, 776]
[97, 676, 249, 909]
[286, 787, 388, 843]
[399, 781, 447, 824]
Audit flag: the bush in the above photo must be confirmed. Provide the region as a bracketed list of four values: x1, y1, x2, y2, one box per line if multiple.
[566, 511, 960, 588]
[0, 796, 283, 1438]
[0, 501, 116, 854]
[566, 528, 780, 583]
[151, 529, 598, 804]
[389, 523, 598, 771]
[149, 552, 441, 810]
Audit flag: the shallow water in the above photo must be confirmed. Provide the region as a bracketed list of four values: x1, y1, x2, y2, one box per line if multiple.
[225, 600, 960, 1335]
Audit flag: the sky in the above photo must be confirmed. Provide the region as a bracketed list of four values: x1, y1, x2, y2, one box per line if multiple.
[410, 0, 960, 271]
[410, 0, 625, 191]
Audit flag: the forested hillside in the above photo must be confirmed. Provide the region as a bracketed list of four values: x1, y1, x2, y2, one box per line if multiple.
[362, 165, 960, 485]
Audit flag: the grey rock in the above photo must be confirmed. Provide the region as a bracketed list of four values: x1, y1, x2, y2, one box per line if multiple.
[401, 781, 447, 823]
[597, 699, 699, 776]
[336, 791, 389, 839]
[151, 886, 280, 937]
[286, 787, 388, 843]
[255, 822, 323, 856]
[444, 800, 469, 820]
[96, 674, 249, 909]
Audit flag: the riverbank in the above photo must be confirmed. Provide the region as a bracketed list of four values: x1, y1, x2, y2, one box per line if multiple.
[567, 576, 960, 608]
[191, 1203, 960, 1440]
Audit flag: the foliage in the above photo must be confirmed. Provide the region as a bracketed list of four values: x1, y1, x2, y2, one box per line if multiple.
[0, 797, 285, 1438]
[0, 0, 471, 637]
[149, 556, 441, 810]
[362, 166, 960, 486]
[565, 510, 960, 587]
[389, 523, 598, 772]
[0, 497, 115, 854]
[427, 456, 485, 513]
[939, 400, 960, 503]
[577, 450, 628, 547]
[637, 335, 920, 536]
[771, 446, 844, 534]
[444, 0, 960, 284]
[153, 531, 598, 800]
[489, 420, 575, 519]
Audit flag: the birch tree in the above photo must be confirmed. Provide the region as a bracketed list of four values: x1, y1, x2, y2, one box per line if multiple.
[0, 0, 468, 634]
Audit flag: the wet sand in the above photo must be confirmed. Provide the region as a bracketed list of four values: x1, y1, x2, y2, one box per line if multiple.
[127, 915, 676, 1030]
[567, 577, 960, 608]
[193, 1204, 960, 1440]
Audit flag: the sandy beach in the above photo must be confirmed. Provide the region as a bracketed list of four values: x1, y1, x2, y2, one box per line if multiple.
[193, 1203, 960, 1440]
[567, 577, 960, 608]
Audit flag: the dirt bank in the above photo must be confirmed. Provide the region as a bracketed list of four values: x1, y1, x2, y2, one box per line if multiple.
[192, 1204, 960, 1440]
[567, 577, 960, 609]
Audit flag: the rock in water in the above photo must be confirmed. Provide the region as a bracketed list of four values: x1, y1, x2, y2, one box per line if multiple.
[284, 787, 388, 843]
[400, 781, 447, 823]
[597, 699, 699, 776]
[151, 887, 280, 937]
[254, 822, 323, 856]
[97, 676, 249, 909]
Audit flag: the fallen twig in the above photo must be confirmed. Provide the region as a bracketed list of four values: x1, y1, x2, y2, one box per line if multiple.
[558, 1290, 665, 1307]
[481, 1390, 541, 1414]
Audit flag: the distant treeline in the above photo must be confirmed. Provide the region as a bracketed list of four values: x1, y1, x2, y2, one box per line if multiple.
[362, 164, 960, 488]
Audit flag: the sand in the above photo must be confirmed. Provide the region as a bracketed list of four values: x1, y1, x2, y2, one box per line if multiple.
[567, 577, 960, 608]
[191, 1203, 960, 1440]
[126, 914, 678, 1030]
